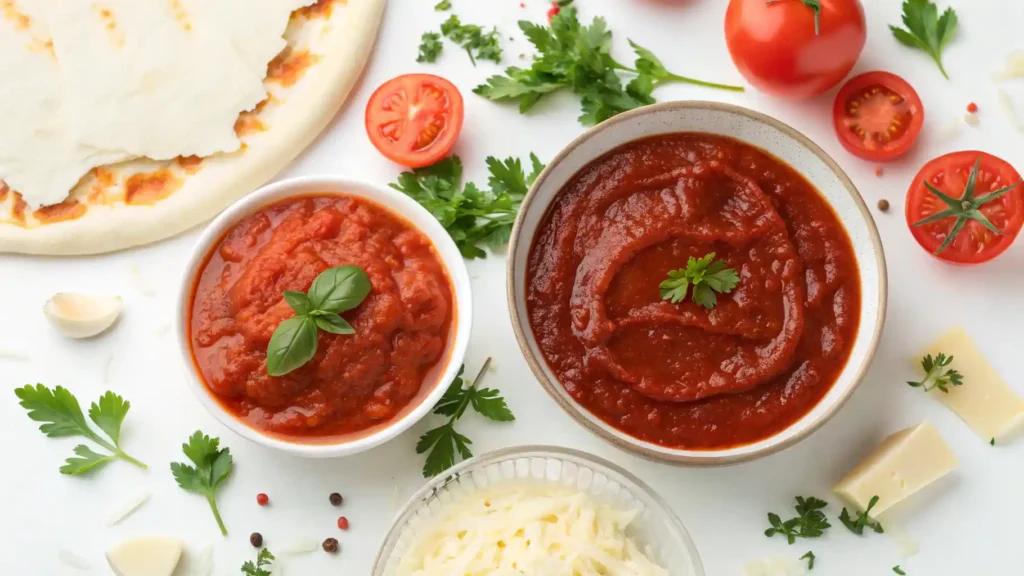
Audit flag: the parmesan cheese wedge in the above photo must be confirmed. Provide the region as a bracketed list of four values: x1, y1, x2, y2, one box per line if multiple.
[48, 0, 268, 160]
[834, 421, 957, 516]
[106, 537, 183, 576]
[918, 327, 1024, 440]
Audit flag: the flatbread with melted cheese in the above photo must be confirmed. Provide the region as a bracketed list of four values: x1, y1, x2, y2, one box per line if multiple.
[0, 0, 385, 255]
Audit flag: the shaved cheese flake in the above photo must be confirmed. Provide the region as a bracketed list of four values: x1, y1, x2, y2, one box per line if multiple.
[399, 483, 667, 576]
[887, 521, 919, 559]
[189, 544, 213, 576]
[994, 53, 1024, 81]
[0, 347, 30, 361]
[103, 354, 115, 385]
[964, 112, 980, 127]
[998, 89, 1024, 131]
[58, 549, 91, 570]
[127, 262, 157, 297]
[743, 556, 807, 576]
[106, 491, 151, 526]
[280, 539, 318, 556]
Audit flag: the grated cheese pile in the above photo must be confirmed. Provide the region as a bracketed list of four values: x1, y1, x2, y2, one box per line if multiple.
[398, 483, 668, 576]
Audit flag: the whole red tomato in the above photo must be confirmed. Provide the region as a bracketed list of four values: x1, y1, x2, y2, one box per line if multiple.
[725, 0, 866, 99]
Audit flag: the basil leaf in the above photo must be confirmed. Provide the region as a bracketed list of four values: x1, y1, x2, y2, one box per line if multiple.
[282, 290, 312, 315]
[307, 265, 372, 313]
[266, 316, 318, 376]
[314, 314, 355, 335]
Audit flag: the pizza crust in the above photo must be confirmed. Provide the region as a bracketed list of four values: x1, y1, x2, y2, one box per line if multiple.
[0, 0, 386, 255]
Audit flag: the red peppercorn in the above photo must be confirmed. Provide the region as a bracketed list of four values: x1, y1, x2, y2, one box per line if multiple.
[519, 2, 525, 7]
[256, 493, 269, 506]
[337, 516, 349, 530]
[874, 167, 884, 177]
[967, 102, 978, 113]
[546, 5, 559, 21]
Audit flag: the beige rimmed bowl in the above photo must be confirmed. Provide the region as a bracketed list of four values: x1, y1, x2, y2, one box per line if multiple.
[506, 101, 887, 466]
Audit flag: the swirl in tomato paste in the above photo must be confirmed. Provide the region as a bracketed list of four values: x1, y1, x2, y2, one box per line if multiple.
[527, 134, 861, 449]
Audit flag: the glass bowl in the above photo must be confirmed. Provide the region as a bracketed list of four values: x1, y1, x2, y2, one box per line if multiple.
[372, 445, 705, 576]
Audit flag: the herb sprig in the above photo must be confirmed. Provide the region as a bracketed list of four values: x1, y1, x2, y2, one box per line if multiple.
[417, 358, 514, 477]
[911, 157, 1019, 255]
[765, 497, 832, 544]
[266, 265, 371, 376]
[434, 0, 451, 10]
[241, 548, 275, 576]
[907, 353, 963, 393]
[418, 32, 444, 63]
[839, 495, 884, 535]
[440, 15, 502, 65]
[894, 566, 907, 575]
[890, 0, 958, 79]
[170, 431, 234, 536]
[659, 253, 740, 309]
[14, 385, 147, 475]
[801, 551, 816, 570]
[390, 154, 543, 259]
[475, 7, 742, 126]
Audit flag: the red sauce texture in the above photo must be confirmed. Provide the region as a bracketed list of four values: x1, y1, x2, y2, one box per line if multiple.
[527, 134, 861, 449]
[190, 196, 454, 440]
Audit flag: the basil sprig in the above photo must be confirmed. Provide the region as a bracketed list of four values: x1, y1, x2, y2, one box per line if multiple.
[266, 265, 371, 376]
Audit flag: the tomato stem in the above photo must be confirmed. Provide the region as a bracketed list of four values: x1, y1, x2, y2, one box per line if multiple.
[766, 0, 821, 35]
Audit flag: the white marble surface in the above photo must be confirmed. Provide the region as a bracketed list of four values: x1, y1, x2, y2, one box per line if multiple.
[2, 0, 1022, 574]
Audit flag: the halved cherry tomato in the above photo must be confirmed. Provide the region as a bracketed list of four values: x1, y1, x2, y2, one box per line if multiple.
[833, 72, 923, 162]
[365, 74, 464, 168]
[906, 151, 1024, 264]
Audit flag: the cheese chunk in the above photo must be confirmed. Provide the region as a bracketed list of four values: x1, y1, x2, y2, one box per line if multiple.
[106, 537, 183, 576]
[834, 421, 957, 516]
[919, 327, 1024, 440]
[48, 0, 268, 160]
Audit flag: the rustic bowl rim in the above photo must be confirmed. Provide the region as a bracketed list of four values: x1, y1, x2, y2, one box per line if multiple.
[505, 100, 888, 466]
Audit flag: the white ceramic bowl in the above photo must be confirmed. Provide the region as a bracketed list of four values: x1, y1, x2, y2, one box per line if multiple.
[373, 445, 705, 576]
[507, 101, 887, 466]
[175, 176, 472, 458]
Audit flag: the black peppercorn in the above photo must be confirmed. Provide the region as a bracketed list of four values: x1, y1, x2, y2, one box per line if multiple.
[250, 532, 263, 548]
[329, 492, 343, 506]
[322, 537, 339, 553]
[877, 199, 890, 212]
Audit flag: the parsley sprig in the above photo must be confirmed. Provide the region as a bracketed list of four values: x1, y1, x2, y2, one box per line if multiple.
[266, 265, 371, 376]
[14, 385, 147, 475]
[475, 6, 742, 126]
[765, 497, 832, 544]
[170, 431, 234, 536]
[911, 157, 1019, 255]
[440, 15, 502, 65]
[907, 352, 963, 393]
[801, 551, 816, 570]
[417, 358, 514, 477]
[659, 253, 739, 309]
[390, 154, 543, 259]
[418, 32, 443, 63]
[890, 0, 958, 79]
[839, 495, 884, 535]
[894, 566, 907, 575]
[241, 549, 275, 576]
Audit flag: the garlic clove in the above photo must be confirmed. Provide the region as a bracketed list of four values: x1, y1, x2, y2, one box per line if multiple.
[106, 537, 183, 576]
[44, 293, 123, 339]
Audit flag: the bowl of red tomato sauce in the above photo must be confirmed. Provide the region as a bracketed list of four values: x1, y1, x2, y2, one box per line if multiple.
[508, 101, 887, 465]
[176, 176, 471, 457]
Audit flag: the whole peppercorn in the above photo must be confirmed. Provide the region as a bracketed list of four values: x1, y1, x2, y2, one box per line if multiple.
[322, 538, 340, 554]
[329, 493, 343, 506]
[877, 199, 890, 212]
[250, 532, 263, 548]
[256, 493, 269, 506]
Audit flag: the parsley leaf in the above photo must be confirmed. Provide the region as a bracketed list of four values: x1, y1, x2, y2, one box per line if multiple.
[764, 497, 832, 544]
[801, 551, 816, 570]
[418, 32, 444, 63]
[434, 0, 451, 10]
[440, 15, 502, 65]
[890, 0, 958, 79]
[417, 358, 514, 477]
[907, 352, 963, 393]
[659, 253, 739, 309]
[894, 566, 907, 575]
[475, 7, 742, 126]
[839, 495, 884, 536]
[170, 431, 234, 535]
[241, 549, 275, 576]
[14, 385, 147, 475]
[389, 154, 543, 259]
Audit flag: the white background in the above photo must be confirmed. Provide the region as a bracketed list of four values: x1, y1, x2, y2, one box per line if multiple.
[2, 0, 1023, 574]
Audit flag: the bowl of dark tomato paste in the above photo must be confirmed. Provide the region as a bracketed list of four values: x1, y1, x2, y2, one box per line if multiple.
[507, 101, 887, 465]
[175, 176, 472, 458]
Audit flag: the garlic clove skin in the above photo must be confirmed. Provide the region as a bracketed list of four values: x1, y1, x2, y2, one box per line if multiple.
[44, 293, 123, 339]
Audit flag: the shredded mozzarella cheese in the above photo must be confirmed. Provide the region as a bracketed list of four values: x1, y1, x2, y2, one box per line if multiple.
[399, 483, 667, 576]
